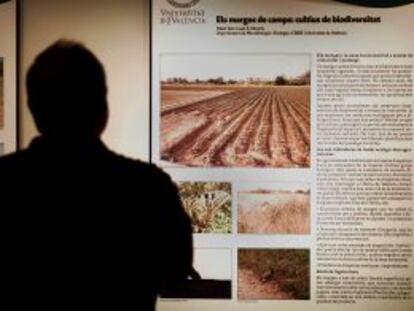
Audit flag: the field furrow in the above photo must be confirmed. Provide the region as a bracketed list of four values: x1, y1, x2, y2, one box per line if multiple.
[269, 92, 293, 167]
[286, 101, 310, 128]
[219, 91, 268, 166]
[170, 93, 260, 165]
[161, 90, 231, 112]
[161, 90, 239, 116]
[205, 89, 264, 119]
[282, 99, 310, 144]
[190, 97, 261, 166]
[277, 94, 309, 167]
[160, 86, 310, 168]
[160, 112, 211, 158]
[213, 90, 262, 115]
[248, 92, 273, 165]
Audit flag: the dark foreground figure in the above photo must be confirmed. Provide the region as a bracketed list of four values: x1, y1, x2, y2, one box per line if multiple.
[0, 41, 193, 310]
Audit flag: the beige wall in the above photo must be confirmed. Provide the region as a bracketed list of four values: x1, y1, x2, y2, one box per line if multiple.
[20, 0, 150, 160]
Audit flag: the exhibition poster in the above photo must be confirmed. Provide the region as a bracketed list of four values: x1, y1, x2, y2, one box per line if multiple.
[151, 0, 414, 310]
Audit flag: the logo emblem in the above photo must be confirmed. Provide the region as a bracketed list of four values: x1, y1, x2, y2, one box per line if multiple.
[167, 0, 200, 9]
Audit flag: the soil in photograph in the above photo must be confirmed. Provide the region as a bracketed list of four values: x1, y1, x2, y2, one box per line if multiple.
[238, 248, 310, 300]
[160, 85, 310, 168]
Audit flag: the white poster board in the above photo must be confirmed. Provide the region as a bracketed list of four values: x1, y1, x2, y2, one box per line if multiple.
[151, 0, 414, 310]
[0, 0, 17, 155]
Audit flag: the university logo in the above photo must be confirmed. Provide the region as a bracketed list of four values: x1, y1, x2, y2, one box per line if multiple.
[167, 0, 200, 9]
[161, 0, 205, 25]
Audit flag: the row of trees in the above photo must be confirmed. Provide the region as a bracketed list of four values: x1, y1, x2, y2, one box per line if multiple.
[162, 71, 310, 86]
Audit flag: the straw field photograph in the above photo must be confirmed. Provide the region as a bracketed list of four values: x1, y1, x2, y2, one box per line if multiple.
[238, 183, 310, 234]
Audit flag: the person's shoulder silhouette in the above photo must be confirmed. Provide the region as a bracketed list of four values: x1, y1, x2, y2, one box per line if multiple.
[0, 40, 193, 310]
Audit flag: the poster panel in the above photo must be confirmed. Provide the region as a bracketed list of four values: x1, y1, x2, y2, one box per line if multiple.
[0, 0, 17, 155]
[151, 1, 414, 310]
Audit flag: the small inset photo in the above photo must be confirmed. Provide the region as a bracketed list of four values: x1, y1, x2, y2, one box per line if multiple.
[238, 183, 310, 234]
[160, 248, 232, 299]
[238, 248, 310, 300]
[177, 181, 232, 233]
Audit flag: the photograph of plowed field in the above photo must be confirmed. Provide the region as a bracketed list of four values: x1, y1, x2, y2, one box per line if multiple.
[159, 54, 310, 168]
[161, 86, 310, 167]
[238, 184, 310, 234]
[0, 58, 4, 129]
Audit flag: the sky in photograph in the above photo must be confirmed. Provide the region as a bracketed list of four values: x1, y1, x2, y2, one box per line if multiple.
[239, 182, 310, 192]
[161, 54, 309, 81]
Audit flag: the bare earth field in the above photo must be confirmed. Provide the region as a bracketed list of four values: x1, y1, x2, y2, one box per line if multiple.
[238, 268, 291, 300]
[161, 86, 233, 114]
[160, 85, 310, 168]
[238, 249, 310, 300]
[238, 191, 310, 234]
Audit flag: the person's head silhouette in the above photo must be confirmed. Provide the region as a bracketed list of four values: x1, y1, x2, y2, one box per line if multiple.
[27, 40, 108, 140]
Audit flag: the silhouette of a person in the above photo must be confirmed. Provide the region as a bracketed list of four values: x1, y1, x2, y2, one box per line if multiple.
[0, 40, 193, 310]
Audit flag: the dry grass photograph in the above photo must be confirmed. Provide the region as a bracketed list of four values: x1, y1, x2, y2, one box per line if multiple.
[238, 248, 310, 300]
[160, 54, 310, 168]
[160, 248, 232, 299]
[177, 181, 232, 233]
[0, 58, 4, 129]
[238, 183, 310, 234]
